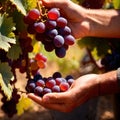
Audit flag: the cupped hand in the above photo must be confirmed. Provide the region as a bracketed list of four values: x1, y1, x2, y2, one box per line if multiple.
[28, 74, 99, 112]
[40, 0, 90, 38]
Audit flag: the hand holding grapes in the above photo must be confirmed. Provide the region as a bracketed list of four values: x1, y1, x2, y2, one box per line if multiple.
[41, 0, 90, 38]
[41, 0, 120, 38]
[28, 74, 99, 112]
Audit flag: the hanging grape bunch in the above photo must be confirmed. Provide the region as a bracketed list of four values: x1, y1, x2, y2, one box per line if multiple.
[26, 72, 75, 97]
[24, 3, 75, 58]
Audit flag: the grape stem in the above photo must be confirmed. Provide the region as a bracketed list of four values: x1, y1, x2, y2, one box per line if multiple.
[86, 48, 104, 70]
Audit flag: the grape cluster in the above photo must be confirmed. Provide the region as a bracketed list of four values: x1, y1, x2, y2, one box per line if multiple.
[26, 72, 74, 97]
[24, 7, 75, 58]
[29, 52, 47, 75]
[1, 88, 20, 118]
[101, 50, 120, 71]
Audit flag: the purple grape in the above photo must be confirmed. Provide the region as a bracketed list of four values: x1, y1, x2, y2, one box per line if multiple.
[57, 17, 68, 28]
[47, 8, 60, 20]
[27, 24, 36, 34]
[52, 85, 60, 92]
[64, 35, 75, 45]
[34, 86, 43, 96]
[46, 78, 56, 89]
[34, 22, 45, 33]
[44, 42, 55, 52]
[67, 79, 74, 86]
[36, 79, 45, 87]
[47, 29, 58, 38]
[43, 88, 52, 95]
[55, 77, 63, 85]
[26, 82, 36, 93]
[46, 19, 57, 29]
[65, 75, 74, 80]
[59, 26, 71, 36]
[53, 72, 62, 79]
[55, 47, 66, 58]
[54, 35, 64, 47]
[27, 8, 40, 20]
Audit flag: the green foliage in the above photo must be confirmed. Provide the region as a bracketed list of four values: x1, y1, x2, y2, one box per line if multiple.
[113, 0, 120, 9]
[7, 39, 22, 60]
[9, 0, 26, 15]
[0, 14, 16, 51]
[0, 62, 13, 100]
[77, 37, 111, 59]
[16, 95, 32, 115]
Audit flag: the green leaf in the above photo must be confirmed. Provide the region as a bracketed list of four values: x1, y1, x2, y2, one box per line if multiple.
[22, 0, 37, 11]
[0, 62, 14, 100]
[0, 14, 16, 51]
[9, 0, 26, 15]
[113, 0, 120, 9]
[16, 96, 32, 115]
[7, 39, 22, 60]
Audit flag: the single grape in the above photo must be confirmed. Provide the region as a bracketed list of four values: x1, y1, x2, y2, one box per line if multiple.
[43, 88, 52, 95]
[46, 19, 57, 29]
[55, 47, 66, 58]
[36, 79, 45, 87]
[67, 79, 74, 86]
[54, 35, 64, 47]
[34, 86, 43, 96]
[35, 53, 47, 62]
[47, 8, 60, 20]
[34, 22, 46, 33]
[46, 78, 56, 89]
[44, 42, 55, 52]
[64, 35, 75, 45]
[57, 17, 68, 28]
[65, 75, 74, 80]
[27, 8, 40, 20]
[52, 72, 62, 79]
[26, 82, 36, 93]
[59, 26, 71, 36]
[60, 82, 70, 92]
[23, 15, 34, 24]
[47, 29, 58, 38]
[37, 60, 46, 69]
[52, 85, 60, 92]
[34, 73, 42, 82]
[55, 77, 63, 85]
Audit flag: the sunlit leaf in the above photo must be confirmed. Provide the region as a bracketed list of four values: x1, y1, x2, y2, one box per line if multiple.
[113, 0, 120, 9]
[16, 96, 33, 115]
[0, 63, 14, 100]
[9, 0, 26, 15]
[0, 14, 16, 51]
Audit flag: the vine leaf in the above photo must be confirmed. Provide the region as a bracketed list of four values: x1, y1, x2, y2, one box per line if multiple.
[113, 0, 120, 9]
[22, 0, 37, 11]
[0, 63, 14, 100]
[0, 14, 16, 51]
[9, 0, 26, 15]
[7, 39, 22, 60]
[16, 96, 32, 115]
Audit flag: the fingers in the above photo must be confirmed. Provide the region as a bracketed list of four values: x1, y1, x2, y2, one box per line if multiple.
[28, 92, 74, 112]
[42, 92, 70, 103]
[41, 0, 69, 8]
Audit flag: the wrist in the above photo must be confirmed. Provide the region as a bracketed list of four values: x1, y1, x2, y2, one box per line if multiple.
[98, 70, 120, 96]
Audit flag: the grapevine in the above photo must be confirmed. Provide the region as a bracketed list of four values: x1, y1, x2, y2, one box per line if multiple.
[0, 0, 120, 118]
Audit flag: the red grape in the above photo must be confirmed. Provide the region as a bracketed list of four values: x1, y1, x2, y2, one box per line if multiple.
[47, 8, 60, 20]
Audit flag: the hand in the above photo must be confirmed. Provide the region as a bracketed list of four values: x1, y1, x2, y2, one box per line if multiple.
[41, 0, 90, 38]
[28, 74, 99, 112]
